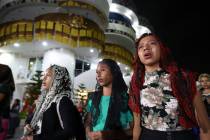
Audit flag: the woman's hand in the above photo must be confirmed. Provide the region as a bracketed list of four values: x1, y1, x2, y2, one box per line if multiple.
[23, 124, 33, 137]
[25, 124, 33, 131]
[21, 136, 33, 140]
[21, 124, 33, 140]
[21, 136, 27, 140]
[87, 131, 102, 140]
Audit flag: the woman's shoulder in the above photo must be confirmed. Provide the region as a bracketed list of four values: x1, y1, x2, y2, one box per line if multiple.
[55, 95, 73, 106]
[120, 91, 129, 99]
[88, 91, 99, 97]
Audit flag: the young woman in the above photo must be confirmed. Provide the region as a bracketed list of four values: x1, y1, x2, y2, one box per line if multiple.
[85, 59, 133, 140]
[22, 65, 86, 140]
[129, 33, 210, 140]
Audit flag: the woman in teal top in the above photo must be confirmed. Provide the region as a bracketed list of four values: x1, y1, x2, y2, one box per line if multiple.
[86, 93, 133, 132]
[85, 59, 133, 140]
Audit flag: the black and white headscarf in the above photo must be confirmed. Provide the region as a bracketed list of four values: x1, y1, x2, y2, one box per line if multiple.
[30, 65, 72, 134]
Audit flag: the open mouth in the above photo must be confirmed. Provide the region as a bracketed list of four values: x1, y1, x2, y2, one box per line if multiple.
[98, 79, 103, 83]
[144, 52, 152, 59]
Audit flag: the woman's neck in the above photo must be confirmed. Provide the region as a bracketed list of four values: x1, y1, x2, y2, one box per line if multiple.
[103, 85, 112, 96]
[203, 88, 210, 94]
[145, 64, 161, 73]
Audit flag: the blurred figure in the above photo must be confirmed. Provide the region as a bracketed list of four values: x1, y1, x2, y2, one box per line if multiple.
[0, 64, 15, 140]
[85, 59, 133, 140]
[7, 98, 21, 138]
[77, 100, 84, 114]
[22, 65, 86, 140]
[198, 73, 210, 116]
[129, 33, 210, 140]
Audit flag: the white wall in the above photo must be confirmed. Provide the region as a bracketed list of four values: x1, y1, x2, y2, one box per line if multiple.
[42, 48, 75, 83]
[74, 69, 131, 91]
[0, 53, 30, 101]
[0, 53, 29, 82]
[108, 0, 112, 4]
[74, 69, 97, 91]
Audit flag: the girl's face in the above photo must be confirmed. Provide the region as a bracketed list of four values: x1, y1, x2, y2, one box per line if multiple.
[42, 68, 54, 90]
[96, 63, 113, 87]
[137, 35, 161, 70]
[200, 77, 210, 89]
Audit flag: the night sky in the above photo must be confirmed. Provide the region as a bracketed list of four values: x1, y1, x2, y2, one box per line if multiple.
[133, 0, 210, 74]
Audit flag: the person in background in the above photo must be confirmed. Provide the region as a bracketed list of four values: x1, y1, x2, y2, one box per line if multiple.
[7, 98, 21, 138]
[197, 73, 210, 140]
[21, 65, 86, 140]
[129, 33, 210, 140]
[198, 73, 210, 116]
[85, 59, 133, 140]
[0, 64, 15, 140]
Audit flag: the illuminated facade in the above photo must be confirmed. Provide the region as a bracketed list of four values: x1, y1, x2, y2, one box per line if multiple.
[0, 0, 151, 100]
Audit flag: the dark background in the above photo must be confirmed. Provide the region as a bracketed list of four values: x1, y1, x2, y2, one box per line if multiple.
[132, 0, 209, 74]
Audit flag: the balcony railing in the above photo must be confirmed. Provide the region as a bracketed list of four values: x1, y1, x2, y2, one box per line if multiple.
[105, 22, 136, 41]
[0, 0, 58, 9]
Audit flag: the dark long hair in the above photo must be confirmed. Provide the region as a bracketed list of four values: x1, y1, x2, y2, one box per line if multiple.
[0, 64, 15, 93]
[0, 64, 15, 117]
[12, 99, 20, 109]
[129, 33, 198, 127]
[91, 59, 128, 130]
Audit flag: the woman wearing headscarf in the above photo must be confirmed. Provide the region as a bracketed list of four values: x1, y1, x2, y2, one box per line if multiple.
[22, 65, 86, 140]
[0, 64, 15, 140]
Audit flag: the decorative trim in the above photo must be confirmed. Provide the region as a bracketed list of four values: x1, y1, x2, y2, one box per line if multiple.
[59, 0, 107, 24]
[101, 43, 133, 67]
[34, 13, 104, 49]
[0, 13, 105, 50]
[0, 20, 33, 46]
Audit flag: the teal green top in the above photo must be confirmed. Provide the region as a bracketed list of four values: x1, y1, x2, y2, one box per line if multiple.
[86, 95, 133, 131]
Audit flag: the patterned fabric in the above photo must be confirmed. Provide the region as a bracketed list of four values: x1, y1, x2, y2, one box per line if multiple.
[28, 65, 72, 135]
[140, 70, 185, 131]
[129, 68, 198, 128]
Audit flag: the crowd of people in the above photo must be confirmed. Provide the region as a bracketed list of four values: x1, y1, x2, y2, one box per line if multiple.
[0, 33, 210, 140]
